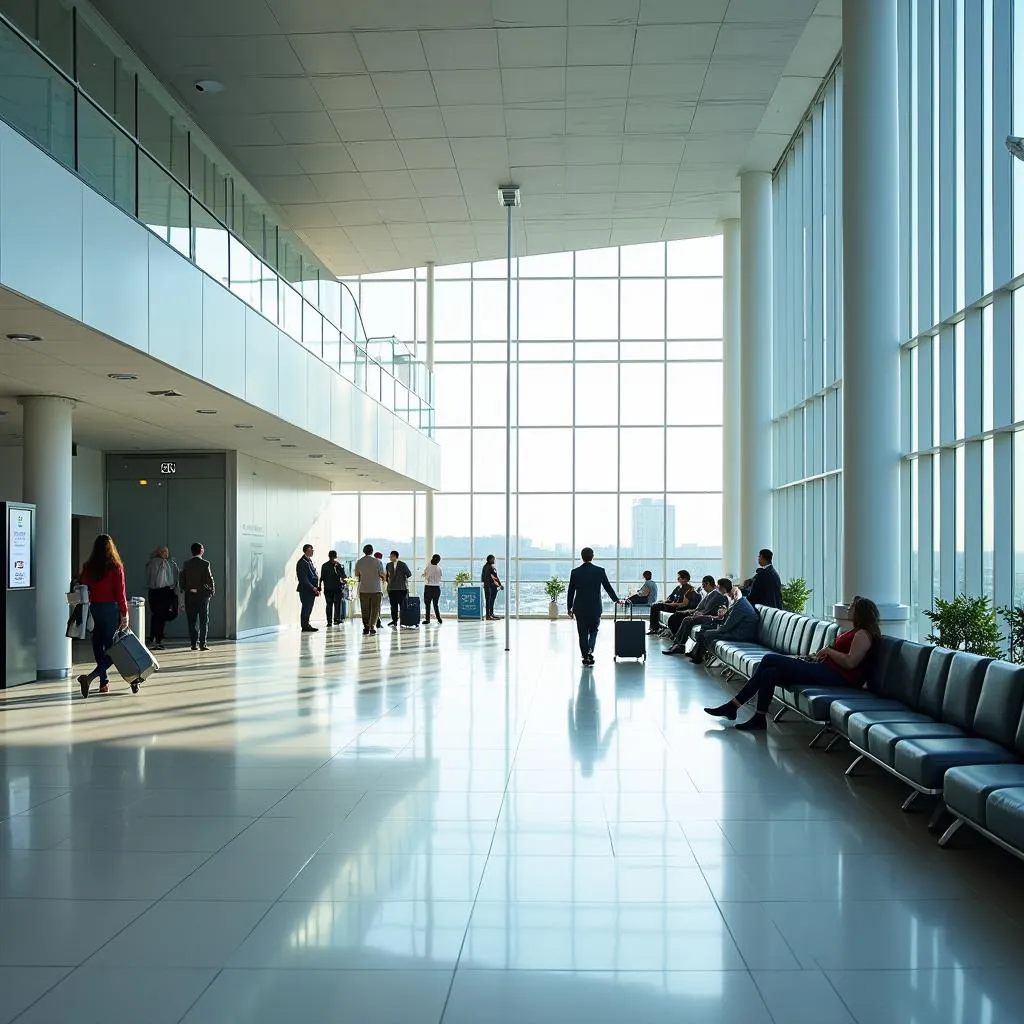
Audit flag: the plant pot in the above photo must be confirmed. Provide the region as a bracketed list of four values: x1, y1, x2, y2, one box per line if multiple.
[548, 601, 558, 620]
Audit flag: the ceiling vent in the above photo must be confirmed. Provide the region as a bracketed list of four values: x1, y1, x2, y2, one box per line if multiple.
[147, 389, 184, 398]
[497, 186, 521, 208]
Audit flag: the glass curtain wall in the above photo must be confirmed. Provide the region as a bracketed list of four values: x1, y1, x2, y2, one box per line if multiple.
[900, 0, 1015, 644]
[337, 238, 725, 615]
[772, 66, 844, 620]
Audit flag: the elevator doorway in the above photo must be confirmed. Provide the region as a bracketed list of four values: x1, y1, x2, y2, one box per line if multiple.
[105, 454, 227, 640]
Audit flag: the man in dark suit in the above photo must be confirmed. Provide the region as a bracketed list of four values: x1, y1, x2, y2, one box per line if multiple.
[296, 543, 321, 632]
[179, 541, 215, 651]
[688, 588, 759, 663]
[566, 547, 619, 666]
[745, 548, 783, 608]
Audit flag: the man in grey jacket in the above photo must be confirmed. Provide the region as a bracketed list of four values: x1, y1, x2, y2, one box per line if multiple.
[662, 576, 731, 654]
[687, 586, 759, 664]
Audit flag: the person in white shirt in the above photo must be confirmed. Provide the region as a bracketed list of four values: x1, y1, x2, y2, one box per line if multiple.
[422, 554, 443, 625]
[144, 545, 179, 650]
[354, 543, 386, 636]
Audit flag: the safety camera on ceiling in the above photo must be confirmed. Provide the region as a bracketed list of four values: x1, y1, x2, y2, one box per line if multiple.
[193, 80, 225, 94]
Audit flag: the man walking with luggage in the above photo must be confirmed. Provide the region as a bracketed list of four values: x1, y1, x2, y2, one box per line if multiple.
[179, 542, 215, 651]
[296, 544, 321, 632]
[385, 550, 412, 627]
[567, 547, 619, 666]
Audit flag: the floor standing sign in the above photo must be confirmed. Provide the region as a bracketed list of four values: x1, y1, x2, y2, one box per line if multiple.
[1, 501, 37, 686]
[457, 584, 483, 620]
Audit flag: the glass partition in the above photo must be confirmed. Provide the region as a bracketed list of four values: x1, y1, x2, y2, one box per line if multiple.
[0, 2, 433, 431]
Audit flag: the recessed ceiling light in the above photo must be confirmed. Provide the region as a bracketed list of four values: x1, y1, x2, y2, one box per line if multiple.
[196, 409, 217, 415]
[6, 333, 42, 342]
[308, 453, 324, 459]
[264, 436, 281, 442]
[281, 443, 297, 448]
[234, 424, 254, 429]
[108, 372, 138, 381]
[148, 389, 183, 397]
[324, 460, 335, 465]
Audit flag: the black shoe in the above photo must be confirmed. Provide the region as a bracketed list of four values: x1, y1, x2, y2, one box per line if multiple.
[363, 628, 369, 635]
[191, 644, 198, 651]
[130, 679, 140, 694]
[646, 629, 661, 635]
[663, 646, 683, 655]
[199, 643, 210, 651]
[301, 626, 319, 633]
[78, 674, 91, 698]
[389, 621, 398, 628]
[703, 703, 737, 721]
[370, 629, 377, 635]
[423, 620, 430, 626]
[735, 713, 767, 731]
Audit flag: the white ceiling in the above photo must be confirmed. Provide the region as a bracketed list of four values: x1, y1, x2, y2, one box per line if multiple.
[90, 0, 841, 275]
[0, 289, 422, 491]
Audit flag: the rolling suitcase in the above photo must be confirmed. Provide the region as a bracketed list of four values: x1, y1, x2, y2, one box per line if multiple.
[106, 627, 159, 693]
[613, 604, 646, 662]
[401, 595, 421, 627]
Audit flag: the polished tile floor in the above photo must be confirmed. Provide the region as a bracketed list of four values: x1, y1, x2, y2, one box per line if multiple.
[1, 620, 1024, 1023]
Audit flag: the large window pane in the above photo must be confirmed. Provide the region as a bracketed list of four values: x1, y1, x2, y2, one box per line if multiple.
[518, 428, 572, 492]
[666, 428, 722, 491]
[138, 153, 190, 256]
[518, 280, 573, 340]
[667, 363, 722, 424]
[472, 280, 508, 340]
[575, 364, 618, 425]
[574, 428, 618, 491]
[472, 428, 507, 492]
[192, 201, 229, 286]
[620, 429, 665, 491]
[620, 242, 665, 276]
[575, 280, 618, 340]
[434, 495, 471, 558]
[433, 365, 471, 426]
[667, 236, 724, 276]
[667, 279, 724, 338]
[472, 364, 509, 427]
[519, 494, 572, 553]
[620, 363, 665, 424]
[77, 18, 134, 132]
[620, 280, 665, 339]
[517, 363, 572, 425]
[77, 98, 134, 213]
[575, 247, 619, 276]
[575, 494, 618, 551]
[435, 281, 471, 340]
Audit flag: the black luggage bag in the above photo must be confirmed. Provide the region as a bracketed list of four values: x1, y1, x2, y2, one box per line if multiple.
[401, 595, 421, 627]
[613, 604, 646, 662]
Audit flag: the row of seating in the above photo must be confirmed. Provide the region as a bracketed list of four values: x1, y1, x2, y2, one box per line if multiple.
[710, 608, 1024, 860]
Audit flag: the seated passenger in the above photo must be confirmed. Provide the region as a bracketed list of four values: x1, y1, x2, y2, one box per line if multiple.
[704, 596, 881, 732]
[742, 548, 783, 608]
[624, 571, 658, 606]
[663, 576, 730, 654]
[687, 587, 758, 664]
[647, 570, 698, 634]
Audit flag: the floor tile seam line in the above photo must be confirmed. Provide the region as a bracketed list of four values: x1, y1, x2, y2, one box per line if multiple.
[5, 966, 73, 1024]
[1, 791, 72, 822]
[820, 965, 861, 1020]
[261, 832, 342, 914]
[715, 894, 803, 969]
[173, 966, 224, 1024]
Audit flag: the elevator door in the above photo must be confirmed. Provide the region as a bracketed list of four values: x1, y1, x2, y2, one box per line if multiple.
[106, 476, 226, 639]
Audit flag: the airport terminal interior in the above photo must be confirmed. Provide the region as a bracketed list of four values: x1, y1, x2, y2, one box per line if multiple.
[1, 0, 1024, 1021]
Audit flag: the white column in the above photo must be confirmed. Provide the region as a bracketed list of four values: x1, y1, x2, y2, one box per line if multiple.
[424, 261, 436, 560]
[721, 219, 742, 578]
[839, 0, 908, 635]
[739, 174, 773, 579]
[20, 395, 75, 679]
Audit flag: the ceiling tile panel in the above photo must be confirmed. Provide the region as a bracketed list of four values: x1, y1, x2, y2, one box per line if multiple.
[292, 143, 356, 174]
[329, 109, 396, 142]
[618, 163, 678, 191]
[624, 101, 695, 133]
[441, 105, 508, 137]
[423, 196, 472, 220]
[226, 77, 325, 113]
[566, 66, 630, 101]
[701, 62, 786, 102]
[362, 170, 419, 199]
[422, 29, 500, 69]
[432, 69, 504, 106]
[724, 0, 818, 21]
[354, 31, 429, 71]
[287, 33, 367, 74]
[564, 164, 620, 192]
[690, 100, 768, 132]
[327, 200, 384, 225]
[565, 103, 626, 134]
[714, 22, 805, 62]
[492, 0, 567, 27]
[681, 134, 753, 165]
[497, 28, 568, 68]
[371, 71, 438, 106]
[269, 111, 341, 144]
[508, 137, 566, 165]
[635, 24, 719, 62]
[505, 106, 566, 138]
[386, 106, 449, 138]
[398, 138, 457, 167]
[638, 0, 728, 21]
[620, 134, 687, 162]
[230, 145, 305, 176]
[346, 141, 408, 170]
[312, 173, 371, 201]
[567, 0, 640, 25]
[172, 35, 304, 75]
[192, 114, 285, 147]
[411, 169, 465, 196]
[247, 174, 321, 204]
[311, 75, 380, 109]
[628, 63, 707, 99]
[567, 26, 637, 65]
[501, 68, 567, 104]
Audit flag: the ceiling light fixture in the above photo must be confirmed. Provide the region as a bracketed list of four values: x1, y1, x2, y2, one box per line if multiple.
[308, 454, 324, 459]
[281, 443, 297, 448]
[234, 424, 254, 429]
[148, 389, 183, 397]
[5, 333, 42, 342]
[108, 373, 138, 380]
[196, 409, 217, 415]
[194, 79, 225, 93]
[264, 436, 281, 442]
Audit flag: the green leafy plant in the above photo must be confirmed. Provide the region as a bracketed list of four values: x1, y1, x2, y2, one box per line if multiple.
[924, 594, 1004, 657]
[453, 570, 473, 585]
[998, 604, 1024, 663]
[781, 578, 812, 614]
[544, 576, 566, 602]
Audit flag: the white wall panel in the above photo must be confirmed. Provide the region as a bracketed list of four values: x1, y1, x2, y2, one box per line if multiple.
[375, 408, 395, 472]
[244, 308, 279, 415]
[82, 188, 149, 352]
[71, 445, 104, 517]
[233, 452, 331, 636]
[331, 376, 353, 450]
[202, 278, 246, 397]
[305, 351, 332, 441]
[0, 123, 83, 320]
[276, 335, 308, 430]
[148, 235, 202, 377]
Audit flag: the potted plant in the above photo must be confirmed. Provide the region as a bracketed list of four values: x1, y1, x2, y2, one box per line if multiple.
[453, 570, 473, 585]
[781, 578, 812, 614]
[924, 594, 1004, 657]
[999, 603, 1024, 663]
[545, 576, 566, 620]
[345, 577, 358, 619]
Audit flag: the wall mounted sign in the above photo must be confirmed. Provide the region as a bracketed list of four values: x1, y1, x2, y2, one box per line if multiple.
[7, 506, 32, 589]
[160, 462, 176, 475]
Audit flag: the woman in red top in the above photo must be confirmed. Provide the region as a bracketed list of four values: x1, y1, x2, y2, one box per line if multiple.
[77, 534, 128, 698]
[703, 596, 882, 732]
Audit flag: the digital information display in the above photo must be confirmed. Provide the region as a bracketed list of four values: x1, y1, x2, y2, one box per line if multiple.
[8, 505, 32, 589]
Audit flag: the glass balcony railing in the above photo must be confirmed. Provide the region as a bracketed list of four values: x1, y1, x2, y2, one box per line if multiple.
[0, 5, 433, 434]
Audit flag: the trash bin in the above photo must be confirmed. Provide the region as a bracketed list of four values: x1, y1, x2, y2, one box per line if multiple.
[129, 596, 146, 639]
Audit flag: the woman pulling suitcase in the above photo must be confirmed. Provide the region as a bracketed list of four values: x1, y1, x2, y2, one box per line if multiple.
[77, 534, 129, 697]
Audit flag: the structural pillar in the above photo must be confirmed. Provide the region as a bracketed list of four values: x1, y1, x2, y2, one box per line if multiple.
[839, 0, 908, 635]
[20, 395, 75, 679]
[424, 260, 436, 560]
[721, 219, 742, 579]
[739, 174, 773, 579]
